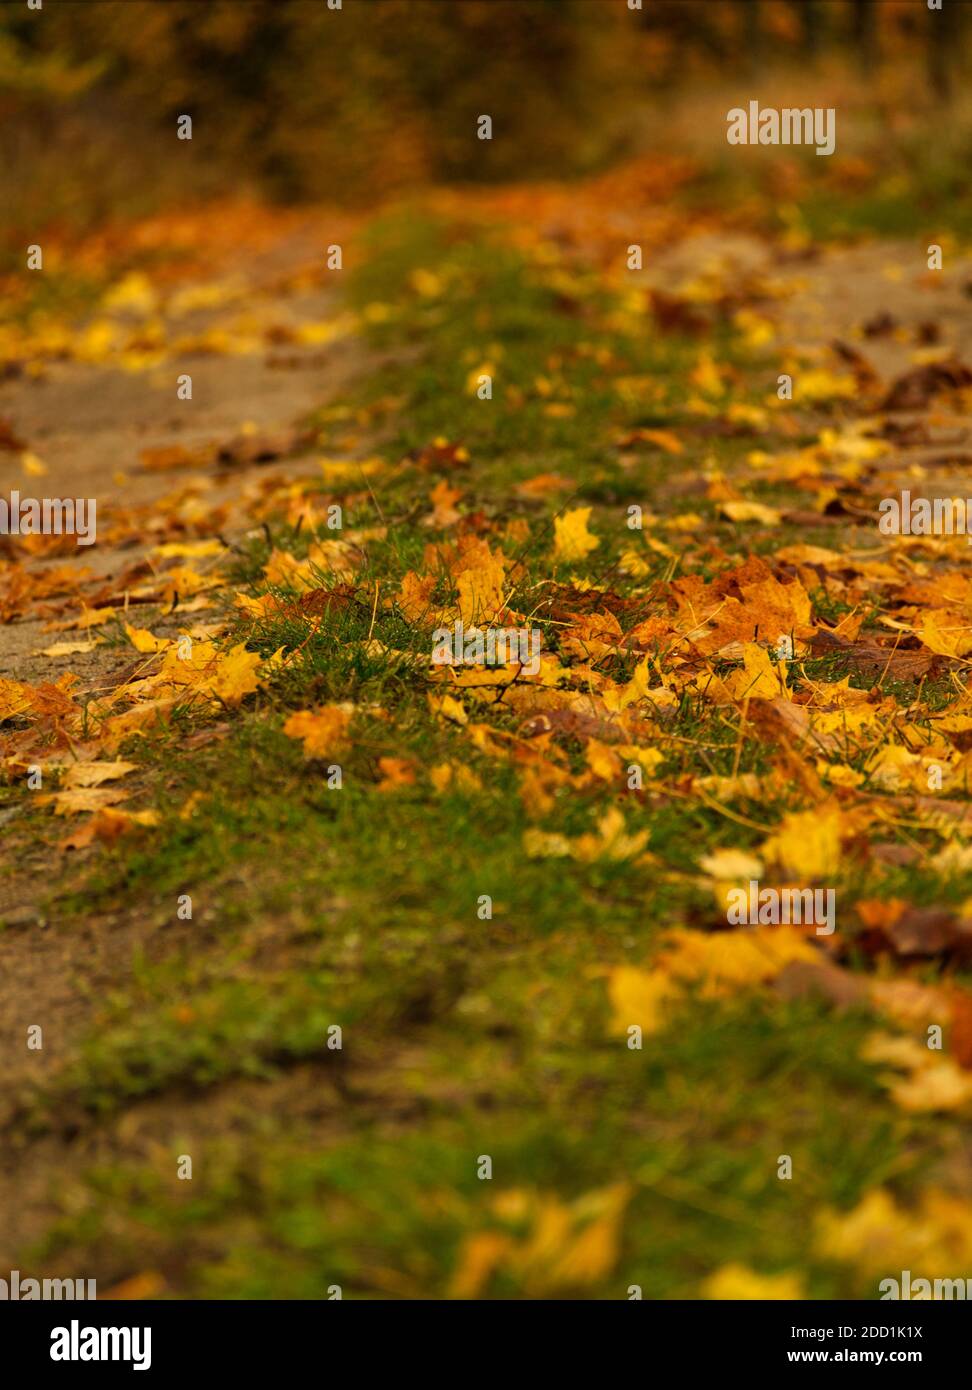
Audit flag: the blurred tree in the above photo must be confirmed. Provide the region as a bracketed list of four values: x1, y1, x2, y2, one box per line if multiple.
[851, 0, 877, 75]
[1, 0, 969, 244]
[741, 0, 763, 76]
[794, 0, 822, 61]
[0, 26, 103, 100]
[927, 0, 957, 100]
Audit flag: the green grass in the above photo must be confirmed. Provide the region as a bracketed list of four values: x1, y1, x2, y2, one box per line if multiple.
[681, 140, 972, 242]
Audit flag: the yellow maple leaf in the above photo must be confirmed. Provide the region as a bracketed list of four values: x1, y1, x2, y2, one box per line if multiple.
[306, 537, 363, 580]
[617, 744, 666, 777]
[425, 479, 463, 528]
[208, 644, 263, 706]
[518, 760, 572, 819]
[49, 786, 131, 815]
[429, 762, 482, 794]
[234, 592, 278, 618]
[761, 805, 843, 878]
[70, 606, 118, 630]
[698, 847, 764, 880]
[862, 1032, 972, 1113]
[156, 641, 262, 707]
[124, 622, 171, 654]
[605, 656, 652, 711]
[456, 556, 506, 626]
[102, 271, 157, 314]
[523, 828, 572, 859]
[722, 643, 790, 701]
[427, 693, 467, 724]
[690, 351, 726, 397]
[914, 609, 972, 658]
[282, 704, 352, 759]
[94, 696, 179, 751]
[890, 1062, 972, 1113]
[263, 549, 312, 588]
[152, 539, 223, 560]
[606, 965, 675, 1037]
[450, 1232, 512, 1299]
[398, 570, 438, 623]
[816, 1188, 972, 1277]
[451, 1184, 629, 1298]
[797, 367, 856, 402]
[0, 678, 34, 721]
[660, 927, 818, 995]
[719, 500, 781, 525]
[151, 567, 211, 603]
[619, 547, 653, 577]
[39, 639, 104, 658]
[638, 428, 683, 455]
[584, 738, 621, 781]
[571, 806, 649, 862]
[702, 1264, 804, 1300]
[552, 507, 600, 564]
[0, 675, 78, 726]
[62, 760, 137, 789]
[545, 1185, 631, 1289]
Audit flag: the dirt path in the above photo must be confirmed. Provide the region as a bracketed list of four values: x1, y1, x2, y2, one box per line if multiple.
[0, 207, 367, 683]
[647, 229, 972, 489]
[0, 207, 377, 1117]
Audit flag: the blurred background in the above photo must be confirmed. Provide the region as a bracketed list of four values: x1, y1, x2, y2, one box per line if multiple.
[1, 0, 969, 263]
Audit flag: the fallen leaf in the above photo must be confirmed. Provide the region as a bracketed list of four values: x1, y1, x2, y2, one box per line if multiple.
[552, 507, 600, 565]
[282, 704, 352, 759]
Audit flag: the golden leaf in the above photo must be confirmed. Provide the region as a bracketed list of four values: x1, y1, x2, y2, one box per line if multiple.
[702, 1264, 804, 1300]
[282, 705, 353, 758]
[552, 507, 600, 564]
